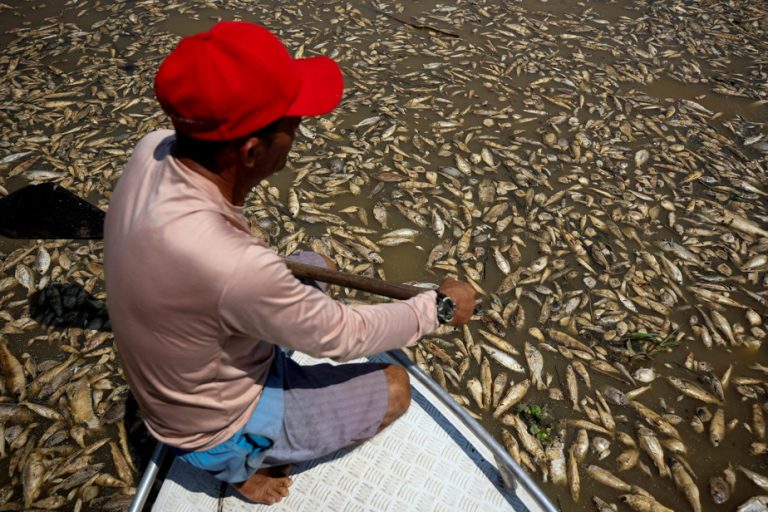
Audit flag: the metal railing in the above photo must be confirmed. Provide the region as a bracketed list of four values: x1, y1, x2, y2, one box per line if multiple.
[387, 349, 559, 512]
[129, 350, 560, 512]
[128, 442, 168, 512]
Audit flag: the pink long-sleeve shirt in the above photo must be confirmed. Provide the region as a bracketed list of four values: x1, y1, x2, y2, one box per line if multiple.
[104, 130, 438, 450]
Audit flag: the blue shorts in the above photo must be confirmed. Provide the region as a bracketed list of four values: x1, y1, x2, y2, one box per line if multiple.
[174, 351, 389, 483]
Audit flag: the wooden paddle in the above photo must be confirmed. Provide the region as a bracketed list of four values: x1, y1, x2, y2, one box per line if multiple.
[0, 184, 430, 300]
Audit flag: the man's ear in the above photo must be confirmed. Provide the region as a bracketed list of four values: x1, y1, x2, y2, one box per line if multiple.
[240, 137, 265, 168]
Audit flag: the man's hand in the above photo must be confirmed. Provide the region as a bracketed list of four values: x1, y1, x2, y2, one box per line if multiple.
[437, 277, 476, 326]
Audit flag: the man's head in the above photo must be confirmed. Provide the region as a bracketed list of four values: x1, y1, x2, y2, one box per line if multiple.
[155, 21, 342, 140]
[173, 116, 301, 182]
[154, 21, 342, 180]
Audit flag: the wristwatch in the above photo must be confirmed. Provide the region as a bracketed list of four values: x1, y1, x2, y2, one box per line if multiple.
[435, 292, 457, 324]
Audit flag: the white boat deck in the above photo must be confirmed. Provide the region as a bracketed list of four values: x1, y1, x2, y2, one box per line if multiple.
[151, 352, 545, 512]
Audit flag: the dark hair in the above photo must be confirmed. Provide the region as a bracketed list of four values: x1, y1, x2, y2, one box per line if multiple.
[173, 117, 284, 172]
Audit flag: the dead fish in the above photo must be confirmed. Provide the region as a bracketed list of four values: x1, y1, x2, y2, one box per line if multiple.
[665, 376, 722, 405]
[720, 209, 768, 239]
[572, 429, 589, 462]
[35, 247, 51, 275]
[736, 496, 768, 512]
[753, 403, 765, 439]
[619, 494, 675, 512]
[616, 449, 639, 472]
[567, 419, 613, 437]
[1, 151, 33, 164]
[710, 407, 725, 447]
[524, 341, 545, 390]
[28, 355, 77, 398]
[630, 401, 681, 439]
[568, 445, 580, 501]
[546, 433, 567, 486]
[493, 247, 511, 275]
[572, 361, 592, 389]
[738, 466, 768, 492]
[93, 473, 127, 487]
[586, 464, 632, 492]
[110, 441, 134, 485]
[483, 345, 526, 373]
[592, 436, 611, 460]
[22, 450, 44, 508]
[478, 329, 519, 354]
[353, 115, 380, 129]
[21, 401, 62, 421]
[746, 309, 763, 327]
[709, 474, 731, 504]
[603, 386, 629, 406]
[655, 240, 703, 266]
[431, 209, 445, 238]
[593, 496, 618, 512]
[501, 429, 522, 466]
[637, 426, 669, 478]
[506, 413, 545, 463]
[14, 263, 35, 292]
[634, 149, 650, 167]
[493, 379, 530, 418]
[492, 372, 508, 408]
[566, 364, 580, 411]
[67, 378, 99, 429]
[31, 495, 67, 509]
[671, 459, 701, 512]
[481, 357, 492, 410]
[0, 337, 26, 400]
[288, 188, 300, 217]
[372, 204, 388, 228]
[467, 378, 483, 409]
[742, 255, 768, 272]
[547, 329, 593, 354]
[710, 310, 737, 345]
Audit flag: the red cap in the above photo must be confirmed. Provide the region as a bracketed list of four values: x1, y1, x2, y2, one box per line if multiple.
[154, 21, 343, 141]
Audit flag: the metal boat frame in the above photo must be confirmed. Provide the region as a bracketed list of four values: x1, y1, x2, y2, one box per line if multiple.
[128, 349, 558, 512]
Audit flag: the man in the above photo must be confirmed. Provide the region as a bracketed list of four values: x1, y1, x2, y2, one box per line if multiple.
[104, 21, 475, 505]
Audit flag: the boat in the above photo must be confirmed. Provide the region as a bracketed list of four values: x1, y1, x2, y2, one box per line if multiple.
[130, 350, 558, 512]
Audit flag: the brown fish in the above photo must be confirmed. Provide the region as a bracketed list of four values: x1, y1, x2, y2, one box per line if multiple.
[0, 337, 26, 400]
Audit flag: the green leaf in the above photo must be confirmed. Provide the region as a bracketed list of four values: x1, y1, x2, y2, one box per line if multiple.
[624, 331, 659, 341]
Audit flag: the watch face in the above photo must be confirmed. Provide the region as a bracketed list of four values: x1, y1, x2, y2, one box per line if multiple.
[437, 294, 456, 323]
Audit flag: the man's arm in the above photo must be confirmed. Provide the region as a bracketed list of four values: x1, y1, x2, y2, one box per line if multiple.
[219, 246, 438, 361]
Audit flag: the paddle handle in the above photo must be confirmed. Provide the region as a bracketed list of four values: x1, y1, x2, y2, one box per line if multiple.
[285, 260, 431, 300]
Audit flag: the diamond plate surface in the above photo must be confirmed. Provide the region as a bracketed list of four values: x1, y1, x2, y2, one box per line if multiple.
[152, 352, 534, 512]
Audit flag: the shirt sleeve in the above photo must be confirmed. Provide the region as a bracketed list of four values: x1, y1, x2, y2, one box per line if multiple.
[219, 245, 439, 362]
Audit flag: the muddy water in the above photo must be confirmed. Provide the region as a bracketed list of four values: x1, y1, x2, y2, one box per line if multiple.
[1, 0, 768, 511]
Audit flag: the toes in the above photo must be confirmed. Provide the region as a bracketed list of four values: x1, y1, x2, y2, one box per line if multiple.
[230, 471, 292, 505]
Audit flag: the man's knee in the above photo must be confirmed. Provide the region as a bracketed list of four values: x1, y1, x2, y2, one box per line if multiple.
[384, 364, 411, 419]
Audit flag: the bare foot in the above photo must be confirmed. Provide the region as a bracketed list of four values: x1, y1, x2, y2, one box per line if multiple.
[232, 465, 292, 505]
